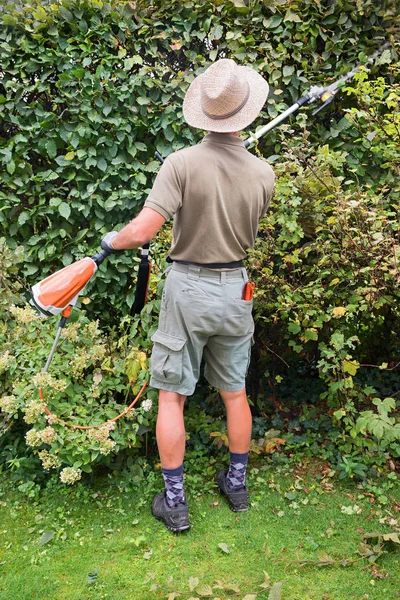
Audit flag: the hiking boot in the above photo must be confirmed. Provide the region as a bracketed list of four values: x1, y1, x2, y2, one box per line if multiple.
[216, 469, 249, 512]
[151, 492, 191, 532]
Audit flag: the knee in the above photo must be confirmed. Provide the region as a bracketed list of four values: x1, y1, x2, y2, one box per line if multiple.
[159, 390, 186, 408]
[219, 388, 247, 404]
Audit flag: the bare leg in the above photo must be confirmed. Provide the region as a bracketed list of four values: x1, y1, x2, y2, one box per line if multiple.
[219, 388, 252, 452]
[156, 390, 186, 469]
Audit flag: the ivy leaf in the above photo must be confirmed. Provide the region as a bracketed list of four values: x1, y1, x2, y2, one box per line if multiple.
[288, 322, 300, 334]
[64, 151, 75, 161]
[343, 359, 359, 376]
[58, 202, 71, 219]
[304, 329, 318, 341]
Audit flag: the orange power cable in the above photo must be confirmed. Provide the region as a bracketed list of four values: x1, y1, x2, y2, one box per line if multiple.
[38, 381, 148, 430]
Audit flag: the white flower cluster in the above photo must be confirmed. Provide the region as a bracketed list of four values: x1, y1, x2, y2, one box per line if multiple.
[62, 322, 81, 341]
[0, 394, 18, 414]
[59, 467, 82, 485]
[71, 349, 90, 376]
[89, 344, 107, 363]
[0, 351, 14, 374]
[25, 426, 57, 447]
[141, 399, 153, 412]
[32, 372, 67, 393]
[9, 304, 40, 324]
[124, 408, 136, 420]
[83, 320, 101, 339]
[99, 439, 116, 455]
[89, 384, 101, 399]
[24, 400, 44, 424]
[38, 450, 61, 470]
[41, 426, 57, 444]
[87, 423, 116, 455]
[25, 429, 43, 447]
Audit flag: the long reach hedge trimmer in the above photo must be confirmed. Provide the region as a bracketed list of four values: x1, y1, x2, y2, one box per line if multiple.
[30, 41, 392, 428]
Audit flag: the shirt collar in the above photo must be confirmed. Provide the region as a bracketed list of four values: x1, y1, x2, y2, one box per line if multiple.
[202, 132, 245, 148]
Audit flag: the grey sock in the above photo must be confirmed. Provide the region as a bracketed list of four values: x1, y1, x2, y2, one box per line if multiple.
[162, 464, 186, 507]
[226, 451, 248, 491]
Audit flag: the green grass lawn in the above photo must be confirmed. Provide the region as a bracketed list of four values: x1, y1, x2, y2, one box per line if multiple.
[0, 461, 399, 600]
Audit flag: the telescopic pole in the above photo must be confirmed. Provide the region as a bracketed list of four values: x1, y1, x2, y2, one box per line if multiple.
[244, 41, 391, 149]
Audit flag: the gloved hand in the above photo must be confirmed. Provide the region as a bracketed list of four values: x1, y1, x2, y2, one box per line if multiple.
[101, 231, 124, 254]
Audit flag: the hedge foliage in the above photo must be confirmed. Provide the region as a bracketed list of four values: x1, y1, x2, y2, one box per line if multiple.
[0, 0, 398, 319]
[0, 1, 400, 480]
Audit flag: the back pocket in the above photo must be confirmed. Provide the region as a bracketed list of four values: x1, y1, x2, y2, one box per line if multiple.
[150, 330, 186, 385]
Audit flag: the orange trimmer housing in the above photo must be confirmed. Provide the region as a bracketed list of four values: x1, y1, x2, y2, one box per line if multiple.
[30, 257, 97, 317]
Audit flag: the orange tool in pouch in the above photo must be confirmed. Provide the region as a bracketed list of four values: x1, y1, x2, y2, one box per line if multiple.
[242, 282, 255, 301]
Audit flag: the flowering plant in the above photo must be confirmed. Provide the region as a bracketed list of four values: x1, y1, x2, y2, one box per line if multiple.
[0, 238, 159, 482]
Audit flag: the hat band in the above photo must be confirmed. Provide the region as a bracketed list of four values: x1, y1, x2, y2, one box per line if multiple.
[201, 82, 250, 121]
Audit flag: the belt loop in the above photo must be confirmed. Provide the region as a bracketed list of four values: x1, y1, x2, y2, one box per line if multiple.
[188, 265, 201, 280]
[220, 271, 227, 285]
[241, 268, 248, 282]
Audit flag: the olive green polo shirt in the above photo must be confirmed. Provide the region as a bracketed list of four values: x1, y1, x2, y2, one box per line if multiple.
[144, 132, 275, 264]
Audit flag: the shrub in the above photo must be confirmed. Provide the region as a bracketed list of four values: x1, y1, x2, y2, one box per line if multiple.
[0, 0, 396, 320]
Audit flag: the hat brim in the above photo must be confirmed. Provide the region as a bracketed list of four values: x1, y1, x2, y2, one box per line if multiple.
[182, 65, 269, 133]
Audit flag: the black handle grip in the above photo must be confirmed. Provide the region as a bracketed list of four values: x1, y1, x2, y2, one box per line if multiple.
[91, 248, 111, 266]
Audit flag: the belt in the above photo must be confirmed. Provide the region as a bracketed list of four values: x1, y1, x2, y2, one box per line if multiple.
[171, 262, 247, 281]
[167, 257, 244, 269]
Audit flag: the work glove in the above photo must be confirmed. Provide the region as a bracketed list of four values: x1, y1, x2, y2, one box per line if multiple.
[101, 231, 124, 254]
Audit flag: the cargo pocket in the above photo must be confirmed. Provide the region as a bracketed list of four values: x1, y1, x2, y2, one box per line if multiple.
[150, 330, 186, 385]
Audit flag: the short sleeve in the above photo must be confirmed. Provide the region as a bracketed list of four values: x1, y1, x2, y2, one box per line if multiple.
[259, 172, 275, 219]
[144, 156, 183, 220]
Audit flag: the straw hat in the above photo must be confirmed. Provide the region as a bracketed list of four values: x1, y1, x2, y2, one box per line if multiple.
[183, 58, 269, 133]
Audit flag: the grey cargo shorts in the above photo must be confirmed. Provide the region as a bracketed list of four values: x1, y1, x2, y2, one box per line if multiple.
[149, 263, 254, 396]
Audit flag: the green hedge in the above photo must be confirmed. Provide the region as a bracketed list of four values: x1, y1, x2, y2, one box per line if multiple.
[0, 0, 396, 319]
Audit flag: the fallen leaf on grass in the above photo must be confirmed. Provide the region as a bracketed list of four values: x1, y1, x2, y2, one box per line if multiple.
[38, 531, 55, 546]
[259, 571, 271, 589]
[218, 542, 232, 554]
[341, 505, 362, 515]
[242, 595, 257, 600]
[316, 550, 334, 564]
[226, 584, 240, 592]
[268, 582, 283, 600]
[364, 532, 400, 544]
[196, 584, 213, 596]
[167, 593, 180, 600]
[188, 577, 199, 591]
